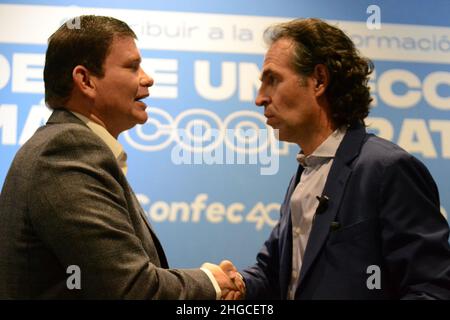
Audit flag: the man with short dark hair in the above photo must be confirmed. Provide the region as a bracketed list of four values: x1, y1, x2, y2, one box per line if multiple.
[0, 15, 238, 299]
[221, 18, 450, 299]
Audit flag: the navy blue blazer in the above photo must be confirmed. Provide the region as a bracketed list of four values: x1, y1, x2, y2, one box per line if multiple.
[242, 123, 450, 299]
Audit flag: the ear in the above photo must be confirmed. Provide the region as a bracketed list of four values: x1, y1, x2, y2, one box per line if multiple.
[312, 64, 329, 97]
[72, 65, 96, 99]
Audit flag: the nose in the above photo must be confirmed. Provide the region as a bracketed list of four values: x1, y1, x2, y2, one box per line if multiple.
[139, 68, 154, 87]
[255, 88, 270, 107]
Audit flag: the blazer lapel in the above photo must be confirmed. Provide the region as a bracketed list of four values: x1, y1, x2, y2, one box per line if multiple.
[47, 109, 170, 268]
[297, 123, 367, 291]
[128, 187, 169, 268]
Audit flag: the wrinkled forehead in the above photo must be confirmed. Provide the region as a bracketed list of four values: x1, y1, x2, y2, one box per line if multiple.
[263, 38, 296, 69]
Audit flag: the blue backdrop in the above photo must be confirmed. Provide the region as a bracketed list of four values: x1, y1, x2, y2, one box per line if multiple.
[0, 0, 449, 270]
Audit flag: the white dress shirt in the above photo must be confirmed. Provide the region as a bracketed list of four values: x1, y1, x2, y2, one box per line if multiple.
[287, 127, 346, 299]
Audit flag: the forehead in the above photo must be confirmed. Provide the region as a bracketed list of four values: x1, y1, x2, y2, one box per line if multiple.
[105, 36, 140, 62]
[263, 38, 295, 69]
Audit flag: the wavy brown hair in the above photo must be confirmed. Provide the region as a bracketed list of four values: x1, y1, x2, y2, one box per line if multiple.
[264, 18, 373, 127]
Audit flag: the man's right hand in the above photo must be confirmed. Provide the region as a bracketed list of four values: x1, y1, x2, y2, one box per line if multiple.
[219, 260, 246, 299]
[201, 262, 243, 300]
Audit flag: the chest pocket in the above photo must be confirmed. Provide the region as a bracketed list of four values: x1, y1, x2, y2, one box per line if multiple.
[327, 218, 377, 245]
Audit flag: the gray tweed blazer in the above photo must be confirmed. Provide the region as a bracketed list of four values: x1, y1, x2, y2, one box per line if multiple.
[0, 109, 215, 299]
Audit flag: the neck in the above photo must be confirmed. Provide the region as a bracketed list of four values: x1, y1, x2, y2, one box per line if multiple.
[298, 126, 334, 156]
[87, 113, 121, 139]
[297, 115, 336, 156]
[66, 103, 119, 139]
[296, 98, 337, 155]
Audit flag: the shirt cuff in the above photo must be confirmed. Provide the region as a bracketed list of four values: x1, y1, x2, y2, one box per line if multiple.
[201, 268, 222, 300]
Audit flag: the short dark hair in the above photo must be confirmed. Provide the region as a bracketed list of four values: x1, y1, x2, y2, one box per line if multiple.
[264, 18, 373, 127]
[44, 15, 137, 109]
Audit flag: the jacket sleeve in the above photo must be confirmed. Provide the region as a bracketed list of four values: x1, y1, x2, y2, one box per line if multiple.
[242, 223, 281, 299]
[379, 152, 450, 299]
[241, 175, 296, 299]
[28, 127, 216, 299]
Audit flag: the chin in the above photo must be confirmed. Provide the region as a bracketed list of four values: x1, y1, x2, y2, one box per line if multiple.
[132, 111, 148, 124]
[136, 116, 148, 124]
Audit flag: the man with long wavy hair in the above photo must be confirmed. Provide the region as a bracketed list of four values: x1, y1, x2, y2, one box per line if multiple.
[221, 18, 450, 300]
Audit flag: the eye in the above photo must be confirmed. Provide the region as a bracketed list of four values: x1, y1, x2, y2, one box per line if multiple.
[261, 71, 279, 86]
[127, 62, 140, 71]
[267, 74, 278, 85]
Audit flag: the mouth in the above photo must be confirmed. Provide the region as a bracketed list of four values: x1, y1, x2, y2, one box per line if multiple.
[264, 113, 278, 127]
[134, 94, 149, 108]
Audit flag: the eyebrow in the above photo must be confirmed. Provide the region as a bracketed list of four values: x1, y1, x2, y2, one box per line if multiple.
[127, 56, 142, 65]
[259, 68, 276, 82]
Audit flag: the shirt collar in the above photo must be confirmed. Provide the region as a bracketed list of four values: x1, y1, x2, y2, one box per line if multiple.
[70, 111, 128, 175]
[297, 127, 347, 167]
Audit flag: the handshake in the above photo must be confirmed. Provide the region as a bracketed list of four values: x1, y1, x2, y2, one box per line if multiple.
[202, 260, 245, 300]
